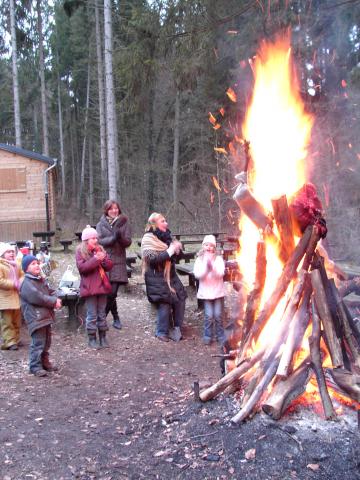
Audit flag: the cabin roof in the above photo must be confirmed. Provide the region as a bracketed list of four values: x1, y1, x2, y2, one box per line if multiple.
[0, 143, 55, 166]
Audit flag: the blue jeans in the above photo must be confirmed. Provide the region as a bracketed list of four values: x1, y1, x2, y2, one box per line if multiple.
[29, 325, 51, 373]
[156, 299, 186, 338]
[85, 295, 108, 332]
[203, 298, 225, 343]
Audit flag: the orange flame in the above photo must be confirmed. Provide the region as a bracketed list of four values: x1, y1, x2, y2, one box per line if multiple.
[237, 33, 314, 351]
[212, 176, 221, 192]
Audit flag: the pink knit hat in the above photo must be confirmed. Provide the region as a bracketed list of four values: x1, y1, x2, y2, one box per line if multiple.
[81, 225, 98, 241]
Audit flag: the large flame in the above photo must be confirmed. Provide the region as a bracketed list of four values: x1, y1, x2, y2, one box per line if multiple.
[238, 33, 314, 349]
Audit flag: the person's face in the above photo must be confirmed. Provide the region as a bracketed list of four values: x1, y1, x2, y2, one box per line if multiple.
[107, 203, 120, 218]
[87, 237, 98, 250]
[203, 242, 215, 253]
[155, 216, 168, 232]
[3, 250, 15, 261]
[27, 260, 41, 276]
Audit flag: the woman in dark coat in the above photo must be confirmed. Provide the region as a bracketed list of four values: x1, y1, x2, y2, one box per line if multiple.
[96, 200, 132, 329]
[141, 212, 187, 342]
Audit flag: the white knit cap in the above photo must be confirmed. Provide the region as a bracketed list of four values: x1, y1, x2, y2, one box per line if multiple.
[81, 225, 98, 241]
[202, 235, 216, 247]
[0, 243, 15, 258]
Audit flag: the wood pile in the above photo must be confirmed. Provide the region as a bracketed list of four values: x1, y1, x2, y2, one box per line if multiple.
[199, 194, 360, 422]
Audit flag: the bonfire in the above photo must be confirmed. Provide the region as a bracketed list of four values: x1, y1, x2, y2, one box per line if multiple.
[201, 34, 360, 423]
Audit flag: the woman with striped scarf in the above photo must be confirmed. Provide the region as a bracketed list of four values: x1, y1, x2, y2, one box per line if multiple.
[141, 213, 187, 342]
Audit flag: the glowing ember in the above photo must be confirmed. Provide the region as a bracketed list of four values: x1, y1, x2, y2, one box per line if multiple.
[226, 87, 237, 103]
[212, 176, 221, 192]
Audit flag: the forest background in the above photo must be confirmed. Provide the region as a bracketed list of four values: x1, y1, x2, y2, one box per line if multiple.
[1, 0, 360, 262]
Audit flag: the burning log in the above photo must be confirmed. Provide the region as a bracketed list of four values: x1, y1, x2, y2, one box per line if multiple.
[262, 357, 313, 420]
[231, 354, 280, 423]
[241, 240, 267, 346]
[199, 349, 264, 402]
[311, 269, 344, 368]
[240, 226, 314, 358]
[272, 195, 295, 262]
[325, 368, 360, 403]
[276, 279, 312, 378]
[309, 302, 337, 420]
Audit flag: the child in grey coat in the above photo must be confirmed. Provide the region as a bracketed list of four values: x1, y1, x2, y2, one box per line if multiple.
[20, 255, 62, 377]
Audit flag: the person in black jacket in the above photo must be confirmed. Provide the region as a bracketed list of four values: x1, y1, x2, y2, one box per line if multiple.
[96, 200, 132, 329]
[20, 255, 62, 377]
[141, 212, 187, 342]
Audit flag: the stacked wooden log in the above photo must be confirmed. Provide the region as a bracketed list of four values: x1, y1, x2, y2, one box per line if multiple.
[199, 194, 360, 422]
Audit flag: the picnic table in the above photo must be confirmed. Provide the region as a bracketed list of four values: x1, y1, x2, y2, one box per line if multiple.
[58, 288, 83, 322]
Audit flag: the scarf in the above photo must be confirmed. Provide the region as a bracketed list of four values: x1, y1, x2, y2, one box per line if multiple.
[106, 215, 119, 227]
[141, 232, 174, 293]
[153, 228, 172, 246]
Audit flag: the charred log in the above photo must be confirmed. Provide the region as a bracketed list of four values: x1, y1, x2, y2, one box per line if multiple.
[272, 195, 295, 263]
[309, 302, 337, 420]
[263, 357, 313, 420]
[311, 269, 344, 368]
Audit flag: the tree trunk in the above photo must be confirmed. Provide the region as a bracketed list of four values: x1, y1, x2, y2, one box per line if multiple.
[37, 0, 49, 156]
[89, 138, 94, 225]
[172, 89, 180, 206]
[104, 0, 118, 200]
[57, 77, 65, 200]
[10, 0, 21, 147]
[78, 58, 91, 209]
[95, 0, 107, 201]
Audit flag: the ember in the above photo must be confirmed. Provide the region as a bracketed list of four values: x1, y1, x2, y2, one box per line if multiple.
[199, 33, 360, 422]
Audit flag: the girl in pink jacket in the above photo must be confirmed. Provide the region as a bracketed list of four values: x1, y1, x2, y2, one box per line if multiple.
[193, 235, 225, 345]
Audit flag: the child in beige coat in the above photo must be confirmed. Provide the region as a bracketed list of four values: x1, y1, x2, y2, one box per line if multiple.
[0, 243, 24, 350]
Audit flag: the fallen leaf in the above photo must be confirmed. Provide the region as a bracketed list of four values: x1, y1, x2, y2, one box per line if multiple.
[307, 464, 320, 471]
[245, 448, 256, 460]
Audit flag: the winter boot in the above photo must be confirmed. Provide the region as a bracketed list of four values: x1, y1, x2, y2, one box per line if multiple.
[42, 353, 59, 372]
[168, 326, 182, 342]
[98, 330, 110, 348]
[112, 316, 122, 330]
[87, 332, 98, 349]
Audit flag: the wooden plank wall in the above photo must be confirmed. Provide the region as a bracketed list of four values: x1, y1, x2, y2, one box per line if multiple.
[0, 151, 56, 241]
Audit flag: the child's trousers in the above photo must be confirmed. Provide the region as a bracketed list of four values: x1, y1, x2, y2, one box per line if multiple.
[0, 309, 21, 349]
[29, 325, 51, 373]
[85, 294, 108, 332]
[203, 298, 225, 344]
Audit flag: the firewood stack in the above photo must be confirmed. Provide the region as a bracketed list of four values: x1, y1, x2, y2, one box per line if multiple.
[199, 185, 360, 422]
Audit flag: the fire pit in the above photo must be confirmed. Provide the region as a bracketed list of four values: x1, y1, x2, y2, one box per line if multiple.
[201, 33, 360, 423]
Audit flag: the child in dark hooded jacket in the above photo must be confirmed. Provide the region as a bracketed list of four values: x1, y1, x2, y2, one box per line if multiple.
[20, 255, 61, 377]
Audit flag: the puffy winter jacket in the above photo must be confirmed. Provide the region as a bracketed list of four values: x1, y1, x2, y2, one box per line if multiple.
[0, 258, 23, 310]
[96, 214, 132, 283]
[76, 249, 113, 297]
[20, 274, 57, 335]
[144, 250, 187, 305]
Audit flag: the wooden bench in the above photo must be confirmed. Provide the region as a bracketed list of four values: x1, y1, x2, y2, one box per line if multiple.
[126, 253, 137, 267]
[58, 289, 82, 322]
[33, 231, 55, 243]
[175, 263, 196, 288]
[60, 239, 73, 253]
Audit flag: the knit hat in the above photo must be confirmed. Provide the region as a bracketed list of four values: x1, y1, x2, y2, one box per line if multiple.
[202, 235, 216, 247]
[81, 225, 98, 241]
[22, 254, 38, 272]
[0, 243, 15, 258]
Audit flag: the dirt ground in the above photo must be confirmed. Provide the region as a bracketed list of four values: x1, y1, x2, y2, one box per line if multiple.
[0, 251, 359, 480]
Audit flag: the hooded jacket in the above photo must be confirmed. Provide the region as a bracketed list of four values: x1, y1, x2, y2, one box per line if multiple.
[20, 273, 57, 335]
[0, 258, 23, 310]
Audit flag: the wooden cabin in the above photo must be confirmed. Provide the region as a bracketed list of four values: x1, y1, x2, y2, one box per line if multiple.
[0, 143, 57, 242]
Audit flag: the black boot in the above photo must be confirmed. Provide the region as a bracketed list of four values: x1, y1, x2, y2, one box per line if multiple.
[98, 330, 109, 348]
[87, 332, 98, 349]
[110, 298, 122, 329]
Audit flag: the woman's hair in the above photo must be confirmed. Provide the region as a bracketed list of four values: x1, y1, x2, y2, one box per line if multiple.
[103, 199, 122, 215]
[145, 212, 163, 232]
[77, 240, 105, 259]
